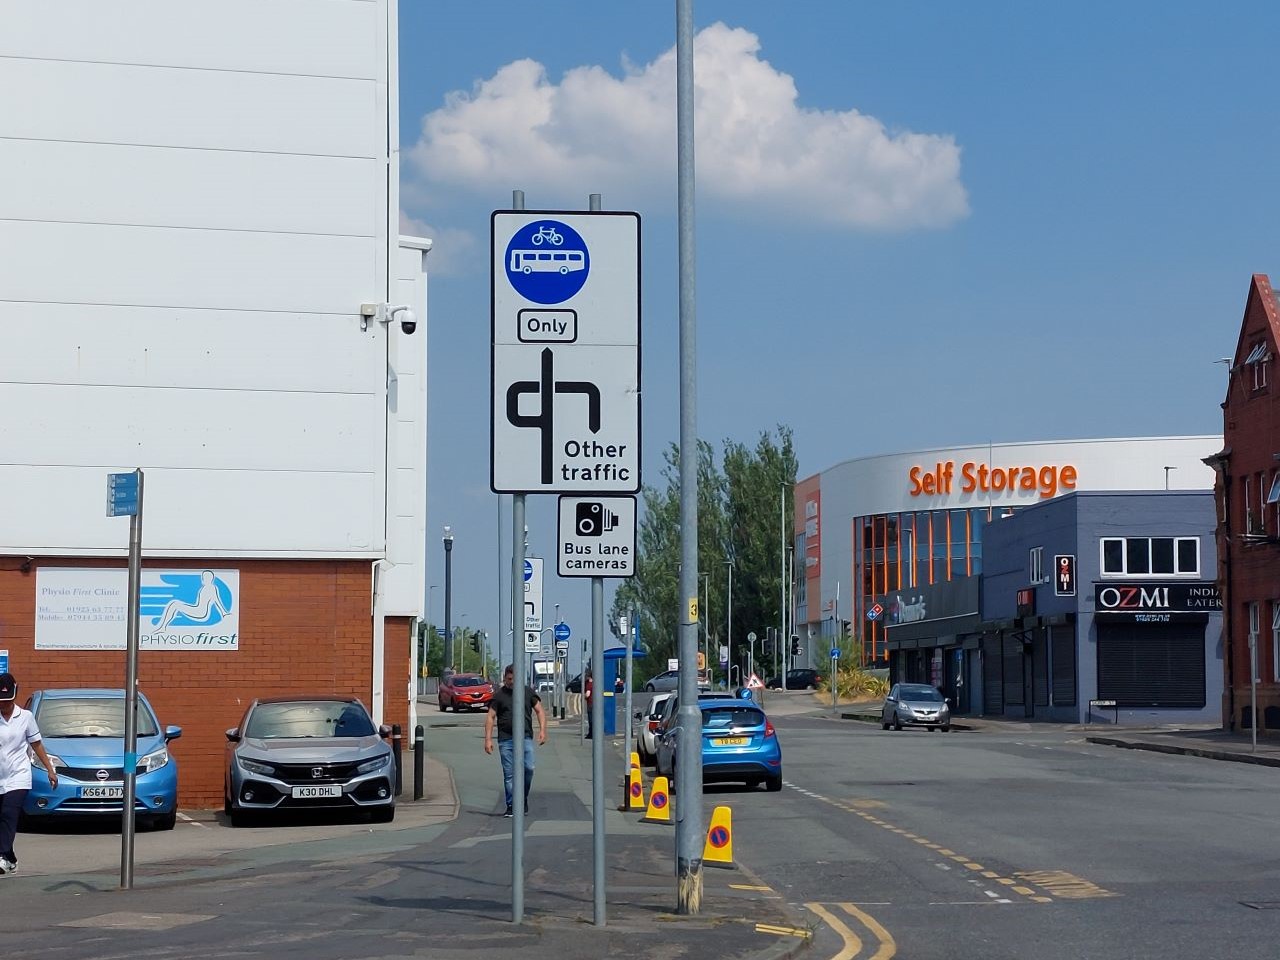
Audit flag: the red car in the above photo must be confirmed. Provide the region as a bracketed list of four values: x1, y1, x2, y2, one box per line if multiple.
[438, 673, 495, 712]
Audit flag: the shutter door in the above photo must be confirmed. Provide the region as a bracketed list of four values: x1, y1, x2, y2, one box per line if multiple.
[1032, 629, 1049, 706]
[983, 636, 1002, 714]
[1096, 622, 1205, 708]
[1050, 625, 1076, 706]
[1003, 634, 1024, 706]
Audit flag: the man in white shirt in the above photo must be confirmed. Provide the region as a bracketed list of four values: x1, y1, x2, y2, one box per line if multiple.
[0, 672, 58, 875]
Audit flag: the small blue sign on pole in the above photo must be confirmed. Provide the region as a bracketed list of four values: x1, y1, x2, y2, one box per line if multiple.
[107, 472, 139, 517]
[554, 622, 571, 642]
[830, 647, 841, 660]
[0, 650, 8, 674]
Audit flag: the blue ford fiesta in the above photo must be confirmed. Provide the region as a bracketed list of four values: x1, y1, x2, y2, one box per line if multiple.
[655, 697, 783, 792]
[22, 689, 182, 830]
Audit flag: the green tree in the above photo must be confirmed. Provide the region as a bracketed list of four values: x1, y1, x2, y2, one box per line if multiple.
[611, 427, 797, 682]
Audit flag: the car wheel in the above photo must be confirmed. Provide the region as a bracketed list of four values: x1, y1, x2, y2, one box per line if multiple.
[150, 811, 177, 831]
[942, 724, 951, 732]
[371, 805, 396, 824]
[765, 775, 783, 792]
[645, 684, 655, 692]
[893, 713, 903, 731]
[928, 726, 936, 732]
[438, 700, 446, 712]
[881, 719, 891, 730]
[230, 807, 252, 828]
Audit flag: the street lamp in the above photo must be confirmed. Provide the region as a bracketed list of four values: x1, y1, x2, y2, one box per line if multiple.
[443, 526, 454, 673]
[724, 559, 734, 686]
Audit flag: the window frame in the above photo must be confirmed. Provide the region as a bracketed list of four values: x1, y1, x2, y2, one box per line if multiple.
[1029, 546, 1044, 584]
[1099, 537, 1200, 577]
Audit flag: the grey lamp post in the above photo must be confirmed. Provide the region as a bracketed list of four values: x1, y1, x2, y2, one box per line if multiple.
[443, 526, 454, 674]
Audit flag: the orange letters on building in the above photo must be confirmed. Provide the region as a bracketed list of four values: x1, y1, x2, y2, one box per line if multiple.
[908, 461, 1078, 500]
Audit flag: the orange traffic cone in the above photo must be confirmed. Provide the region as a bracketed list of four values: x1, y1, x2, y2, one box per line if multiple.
[702, 804, 735, 868]
[641, 775, 673, 824]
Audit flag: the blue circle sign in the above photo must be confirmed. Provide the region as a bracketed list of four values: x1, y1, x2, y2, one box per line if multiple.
[504, 219, 590, 304]
[830, 647, 841, 659]
[555, 622, 571, 642]
[523, 559, 533, 582]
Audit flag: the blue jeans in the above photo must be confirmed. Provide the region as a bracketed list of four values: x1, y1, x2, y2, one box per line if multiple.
[497, 737, 535, 808]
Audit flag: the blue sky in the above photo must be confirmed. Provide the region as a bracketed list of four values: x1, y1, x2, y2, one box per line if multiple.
[399, 2, 1280, 665]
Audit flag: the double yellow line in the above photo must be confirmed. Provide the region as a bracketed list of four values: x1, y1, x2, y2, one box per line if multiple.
[805, 902, 896, 959]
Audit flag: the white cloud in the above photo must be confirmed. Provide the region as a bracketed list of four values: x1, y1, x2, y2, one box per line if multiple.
[398, 210, 476, 278]
[409, 23, 968, 230]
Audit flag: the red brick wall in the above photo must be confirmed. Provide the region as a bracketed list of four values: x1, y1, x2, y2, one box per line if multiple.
[0, 557, 412, 808]
[1217, 274, 1280, 731]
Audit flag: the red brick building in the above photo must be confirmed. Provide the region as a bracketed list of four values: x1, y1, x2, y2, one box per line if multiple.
[1206, 274, 1280, 732]
[0, 559, 414, 809]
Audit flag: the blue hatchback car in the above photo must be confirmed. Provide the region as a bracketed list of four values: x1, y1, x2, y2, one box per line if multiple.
[23, 689, 182, 830]
[655, 697, 782, 791]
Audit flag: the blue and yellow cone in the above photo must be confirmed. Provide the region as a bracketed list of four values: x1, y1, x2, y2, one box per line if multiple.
[642, 775, 673, 824]
[703, 804, 735, 868]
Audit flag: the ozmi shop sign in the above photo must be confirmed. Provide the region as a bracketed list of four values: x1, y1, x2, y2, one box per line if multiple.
[1094, 581, 1222, 621]
[909, 461, 1078, 500]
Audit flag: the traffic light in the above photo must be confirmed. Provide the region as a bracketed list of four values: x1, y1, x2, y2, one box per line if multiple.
[763, 638, 775, 658]
[791, 634, 802, 657]
[469, 632, 481, 654]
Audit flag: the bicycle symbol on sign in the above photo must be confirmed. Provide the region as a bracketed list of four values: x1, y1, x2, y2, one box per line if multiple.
[530, 226, 564, 246]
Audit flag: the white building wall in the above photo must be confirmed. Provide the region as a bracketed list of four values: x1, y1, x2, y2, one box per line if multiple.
[0, 0, 412, 563]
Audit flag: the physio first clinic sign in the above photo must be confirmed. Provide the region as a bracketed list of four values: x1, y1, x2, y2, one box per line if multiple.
[36, 568, 240, 650]
[909, 460, 1078, 500]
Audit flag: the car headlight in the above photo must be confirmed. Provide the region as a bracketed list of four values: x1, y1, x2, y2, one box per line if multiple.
[239, 758, 275, 777]
[139, 746, 170, 773]
[30, 750, 65, 772]
[357, 754, 391, 776]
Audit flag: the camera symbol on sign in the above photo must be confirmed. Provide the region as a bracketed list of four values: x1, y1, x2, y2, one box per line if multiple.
[575, 501, 618, 537]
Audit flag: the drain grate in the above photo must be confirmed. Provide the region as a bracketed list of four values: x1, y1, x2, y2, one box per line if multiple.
[1241, 901, 1280, 910]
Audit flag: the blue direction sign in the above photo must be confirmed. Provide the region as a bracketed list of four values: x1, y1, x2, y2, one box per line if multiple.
[554, 622, 571, 642]
[830, 647, 841, 660]
[107, 471, 139, 517]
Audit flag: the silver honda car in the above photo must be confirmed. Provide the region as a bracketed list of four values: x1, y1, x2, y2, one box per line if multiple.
[224, 697, 395, 826]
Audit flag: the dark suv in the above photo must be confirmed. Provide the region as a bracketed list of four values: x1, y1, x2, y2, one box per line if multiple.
[766, 668, 823, 690]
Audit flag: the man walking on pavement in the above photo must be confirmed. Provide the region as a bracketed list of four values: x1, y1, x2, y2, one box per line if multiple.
[485, 664, 547, 818]
[0, 672, 59, 875]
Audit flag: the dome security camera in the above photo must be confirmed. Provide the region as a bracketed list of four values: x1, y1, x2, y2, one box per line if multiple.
[392, 306, 417, 335]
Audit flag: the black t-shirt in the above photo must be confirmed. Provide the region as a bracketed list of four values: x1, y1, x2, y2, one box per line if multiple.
[490, 685, 540, 739]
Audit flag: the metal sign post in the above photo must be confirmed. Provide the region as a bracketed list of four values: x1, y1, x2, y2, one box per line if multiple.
[107, 468, 143, 890]
[493, 185, 641, 928]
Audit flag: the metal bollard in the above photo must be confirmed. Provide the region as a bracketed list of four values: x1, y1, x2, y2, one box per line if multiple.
[391, 723, 403, 797]
[413, 724, 425, 800]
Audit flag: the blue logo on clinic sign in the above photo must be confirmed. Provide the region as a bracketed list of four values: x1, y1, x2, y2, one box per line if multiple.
[140, 571, 234, 629]
[505, 220, 590, 305]
[523, 559, 533, 582]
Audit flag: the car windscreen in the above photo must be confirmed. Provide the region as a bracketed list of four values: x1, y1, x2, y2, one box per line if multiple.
[453, 677, 488, 687]
[702, 707, 765, 730]
[35, 697, 159, 738]
[245, 700, 376, 739]
[900, 686, 944, 702]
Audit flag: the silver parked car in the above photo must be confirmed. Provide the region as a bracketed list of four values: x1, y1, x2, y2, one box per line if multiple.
[224, 697, 395, 826]
[880, 683, 952, 732]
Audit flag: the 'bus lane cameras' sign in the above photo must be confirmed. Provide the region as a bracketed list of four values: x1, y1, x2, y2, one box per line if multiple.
[491, 211, 641, 494]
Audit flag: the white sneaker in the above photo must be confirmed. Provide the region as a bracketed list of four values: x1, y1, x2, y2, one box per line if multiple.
[0, 859, 14, 875]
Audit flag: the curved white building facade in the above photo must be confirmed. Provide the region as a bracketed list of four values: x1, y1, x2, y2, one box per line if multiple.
[794, 436, 1222, 665]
